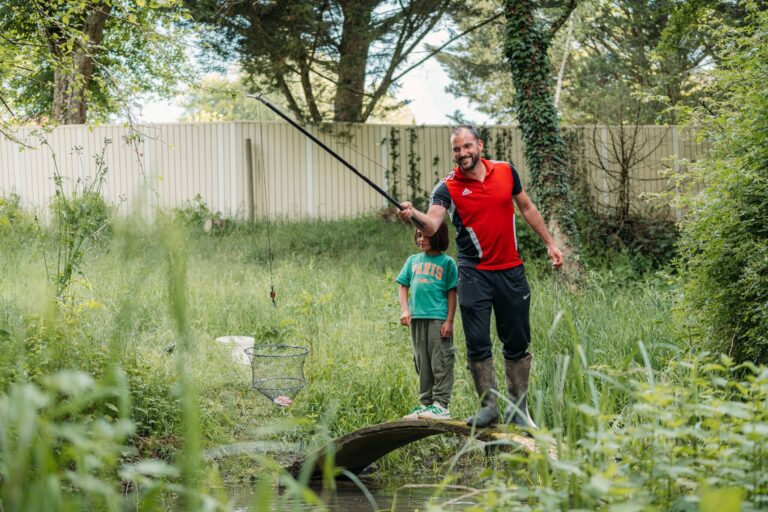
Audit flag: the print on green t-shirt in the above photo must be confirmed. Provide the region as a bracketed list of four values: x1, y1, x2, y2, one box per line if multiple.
[396, 252, 458, 320]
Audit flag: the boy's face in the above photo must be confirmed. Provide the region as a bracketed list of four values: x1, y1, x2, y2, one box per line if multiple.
[416, 231, 431, 252]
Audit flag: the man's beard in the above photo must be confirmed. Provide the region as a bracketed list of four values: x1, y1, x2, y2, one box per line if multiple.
[457, 154, 478, 171]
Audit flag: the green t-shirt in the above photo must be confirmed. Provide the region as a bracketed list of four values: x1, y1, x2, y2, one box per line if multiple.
[396, 252, 458, 320]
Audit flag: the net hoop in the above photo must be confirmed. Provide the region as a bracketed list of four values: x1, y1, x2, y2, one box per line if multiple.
[245, 344, 309, 360]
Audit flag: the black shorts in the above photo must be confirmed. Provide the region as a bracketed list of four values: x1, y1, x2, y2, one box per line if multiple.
[457, 265, 531, 361]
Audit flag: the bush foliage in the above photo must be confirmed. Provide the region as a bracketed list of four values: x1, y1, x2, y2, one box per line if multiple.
[0, 193, 38, 240]
[578, 212, 679, 272]
[473, 354, 768, 511]
[50, 189, 111, 241]
[676, 7, 768, 363]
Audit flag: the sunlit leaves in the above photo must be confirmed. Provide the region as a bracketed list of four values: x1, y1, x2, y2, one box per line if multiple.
[0, 0, 192, 125]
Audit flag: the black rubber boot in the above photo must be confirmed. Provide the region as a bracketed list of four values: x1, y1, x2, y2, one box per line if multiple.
[466, 357, 500, 428]
[503, 353, 537, 428]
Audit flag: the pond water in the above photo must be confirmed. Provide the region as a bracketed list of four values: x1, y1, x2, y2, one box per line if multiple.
[224, 481, 478, 511]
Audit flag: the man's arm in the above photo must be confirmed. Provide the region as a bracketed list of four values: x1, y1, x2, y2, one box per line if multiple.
[514, 190, 564, 268]
[398, 202, 446, 236]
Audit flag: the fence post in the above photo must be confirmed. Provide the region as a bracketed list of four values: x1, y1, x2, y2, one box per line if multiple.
[380, 126, 388, 209]
[217, 124, 226, 216]
[245, 138, 255, 222]
[306, 125, 315, 218]
[13, 134, 21, 198]
[600, 126, 610, 212]
[229, 123, 238, 218]
[672, 126, 681, 222]
[143, 134, 154, 220]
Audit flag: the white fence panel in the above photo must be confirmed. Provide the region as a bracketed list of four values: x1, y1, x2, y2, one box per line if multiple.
[0, 122, 709, 223]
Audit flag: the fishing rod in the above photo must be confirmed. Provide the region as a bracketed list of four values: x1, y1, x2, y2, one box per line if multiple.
[248, 93, 423, 228]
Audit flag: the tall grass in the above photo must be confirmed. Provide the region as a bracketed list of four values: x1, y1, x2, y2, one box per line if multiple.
[1, 212, 765, 510]
[446, 351, 768, 511]
[0, 215, 675, 443]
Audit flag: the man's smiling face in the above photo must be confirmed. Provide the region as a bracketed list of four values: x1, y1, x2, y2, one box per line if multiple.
[451, 128, 483, 172]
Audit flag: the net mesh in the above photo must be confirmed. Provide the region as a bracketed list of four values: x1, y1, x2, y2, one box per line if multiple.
[245, 344, 309, 405]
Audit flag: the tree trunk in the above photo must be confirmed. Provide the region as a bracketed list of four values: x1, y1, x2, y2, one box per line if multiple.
[50, 3, 111, 124]
[333, 1, 375, 122]
[503, 0, 581, 271]
[553, 12, 574, 108]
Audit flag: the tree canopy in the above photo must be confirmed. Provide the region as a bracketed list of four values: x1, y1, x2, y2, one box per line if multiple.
[0, 0, 191, 125]
[188, 0, 453, 123]
[0, 0, 760, 132]
[179, 73, 282, 122]
[438, 0, 749, 125]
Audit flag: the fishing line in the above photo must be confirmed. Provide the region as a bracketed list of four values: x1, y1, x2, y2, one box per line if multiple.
[257, 102, 277, 307]
[551, 267, 564, 336]
[553, 269, 559, 319]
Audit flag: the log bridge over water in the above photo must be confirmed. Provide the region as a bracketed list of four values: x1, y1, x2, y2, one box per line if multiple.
[287, 419, 554, 478]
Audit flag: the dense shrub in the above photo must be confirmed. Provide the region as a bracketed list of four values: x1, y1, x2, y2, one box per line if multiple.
[676, 7, 768, 363]
[48, 189, 112, 299]
[578, 211, 679, 273]
[474, 354, 768, 511]
[50, 189, 112, 241]
[173, 193, 231, 235]
[563, 129, 679, 275]
[0, 193, 38, 240]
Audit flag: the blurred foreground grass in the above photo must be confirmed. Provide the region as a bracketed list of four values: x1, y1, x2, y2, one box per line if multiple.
[1, 215, 764, 510]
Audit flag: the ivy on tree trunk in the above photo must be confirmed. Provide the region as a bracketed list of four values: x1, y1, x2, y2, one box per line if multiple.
[503, 0, 580, 268]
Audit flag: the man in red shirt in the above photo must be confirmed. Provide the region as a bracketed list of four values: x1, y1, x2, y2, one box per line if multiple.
[399, 125, 563, 428]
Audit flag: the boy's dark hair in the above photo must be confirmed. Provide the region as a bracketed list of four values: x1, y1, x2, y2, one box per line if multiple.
[414, 222, 450, 252]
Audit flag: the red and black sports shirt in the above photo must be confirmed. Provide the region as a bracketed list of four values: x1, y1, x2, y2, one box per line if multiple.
[430, 158, 524, 270]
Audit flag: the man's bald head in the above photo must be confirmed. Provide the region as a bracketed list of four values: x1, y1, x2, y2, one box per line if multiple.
[450, 125, 481, 143]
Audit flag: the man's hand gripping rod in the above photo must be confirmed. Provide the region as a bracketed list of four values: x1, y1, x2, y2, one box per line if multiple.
[248, 93, 424, 229]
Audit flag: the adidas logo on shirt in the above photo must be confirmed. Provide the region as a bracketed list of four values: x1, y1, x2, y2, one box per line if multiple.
[462, 188, 472, 196]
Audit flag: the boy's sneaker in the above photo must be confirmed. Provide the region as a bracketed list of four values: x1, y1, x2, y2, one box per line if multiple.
[419, 402, 451, 420]
[403, 404, 429, 419]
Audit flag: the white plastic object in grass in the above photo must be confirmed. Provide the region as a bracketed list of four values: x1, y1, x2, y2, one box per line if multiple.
[215, 336, 255, 365]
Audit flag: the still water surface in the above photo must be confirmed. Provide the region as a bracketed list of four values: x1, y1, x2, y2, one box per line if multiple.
[225, 482, 475, 511]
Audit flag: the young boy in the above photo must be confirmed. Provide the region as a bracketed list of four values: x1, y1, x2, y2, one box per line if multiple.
[397, 223, 458, 420]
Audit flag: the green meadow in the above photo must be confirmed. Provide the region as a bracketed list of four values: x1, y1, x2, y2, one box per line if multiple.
[1, 214, 766, 510]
